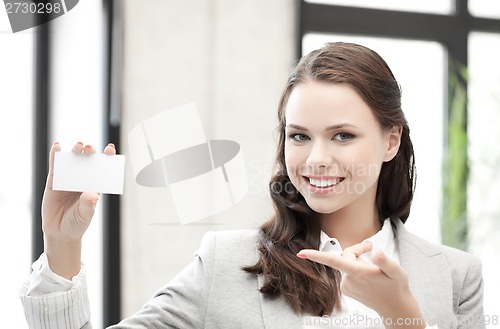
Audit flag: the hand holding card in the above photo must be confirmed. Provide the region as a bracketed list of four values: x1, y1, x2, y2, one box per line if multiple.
[52, 151, 126, 195]
[42, 142, 125, 279]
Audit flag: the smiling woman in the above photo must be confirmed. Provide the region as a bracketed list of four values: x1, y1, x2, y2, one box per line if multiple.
[244, 42, 418, 320]
[20, 42, 484, 329]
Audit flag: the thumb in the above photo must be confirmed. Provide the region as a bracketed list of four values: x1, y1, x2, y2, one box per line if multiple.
[371, 250, 404, 280]
[46, 142, 61, 190]
[77, 191, 100, 221]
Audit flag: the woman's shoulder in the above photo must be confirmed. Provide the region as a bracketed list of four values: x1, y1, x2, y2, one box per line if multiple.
[196, 229, 260, 264]
[396, 220, 482, 275]
[433, 241, 482, 277]
[437, 242, 481, 264]
[200, 229, 260, 247]
[409, 231, 480, 266]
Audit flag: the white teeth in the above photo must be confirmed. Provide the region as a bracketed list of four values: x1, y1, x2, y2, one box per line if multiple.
[309, 178, 342, 187]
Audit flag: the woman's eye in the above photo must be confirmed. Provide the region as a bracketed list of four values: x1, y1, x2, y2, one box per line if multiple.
[334, 132, 355, 141]
[289, 133, 310, 142]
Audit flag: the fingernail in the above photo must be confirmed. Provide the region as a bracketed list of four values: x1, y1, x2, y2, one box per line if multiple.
[84, 144, 92, 149]
[77, 142, 83, 145]
[296, 252, 308, 259]
[107, 143, 115, 148]
[54, 142, 60, 145]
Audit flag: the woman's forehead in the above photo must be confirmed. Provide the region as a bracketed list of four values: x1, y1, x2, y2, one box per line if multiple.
[284, 81, 377, 129]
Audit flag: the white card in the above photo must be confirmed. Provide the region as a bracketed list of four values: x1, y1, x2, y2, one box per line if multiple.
[53, 152, 126, 195]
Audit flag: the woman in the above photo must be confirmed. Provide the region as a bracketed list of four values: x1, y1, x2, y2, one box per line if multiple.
[21, 42, 484, 329]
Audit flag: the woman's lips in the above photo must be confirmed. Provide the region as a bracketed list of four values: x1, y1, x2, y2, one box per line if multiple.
[304, 176, 345, 194]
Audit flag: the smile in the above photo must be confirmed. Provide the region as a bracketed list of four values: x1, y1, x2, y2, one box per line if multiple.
[308, 177, 344, 187]
[304, 176, 345, 193]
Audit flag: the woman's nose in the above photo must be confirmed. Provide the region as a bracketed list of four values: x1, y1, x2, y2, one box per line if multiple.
[305, 141, 333, 169]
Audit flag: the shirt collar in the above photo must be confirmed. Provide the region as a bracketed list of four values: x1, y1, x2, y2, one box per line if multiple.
[319, 219, 396, 258]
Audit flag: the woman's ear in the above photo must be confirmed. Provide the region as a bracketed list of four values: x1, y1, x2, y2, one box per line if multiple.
[383, 126, 402, 162]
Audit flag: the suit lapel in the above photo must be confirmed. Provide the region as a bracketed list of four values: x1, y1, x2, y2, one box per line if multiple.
[393, 219, 454, 326]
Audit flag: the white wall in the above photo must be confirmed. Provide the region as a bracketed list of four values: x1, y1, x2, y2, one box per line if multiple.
[120, 0, 296, 316]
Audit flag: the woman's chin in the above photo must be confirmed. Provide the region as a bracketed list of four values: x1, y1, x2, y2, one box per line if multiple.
[305, 201, 341, 214]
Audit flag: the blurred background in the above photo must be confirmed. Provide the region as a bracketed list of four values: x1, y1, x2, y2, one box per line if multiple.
[1, 0, 499, 327]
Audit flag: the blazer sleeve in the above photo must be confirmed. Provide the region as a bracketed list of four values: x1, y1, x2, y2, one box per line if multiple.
[108, 231, 217, 328]
[456, 256, 485, 329]
[20, 232, 217, 329]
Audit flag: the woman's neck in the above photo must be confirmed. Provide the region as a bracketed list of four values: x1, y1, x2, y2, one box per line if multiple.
[320, 195, 382, 249]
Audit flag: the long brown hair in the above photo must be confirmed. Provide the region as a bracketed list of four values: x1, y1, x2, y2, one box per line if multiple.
[243, 42, 416, 316]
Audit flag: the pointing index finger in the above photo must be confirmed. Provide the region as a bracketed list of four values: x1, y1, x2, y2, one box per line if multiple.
[297, 242, 373, 274]
[297, 249, 358, 274]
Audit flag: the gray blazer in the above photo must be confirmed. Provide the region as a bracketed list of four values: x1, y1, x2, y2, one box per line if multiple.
[108, 219, 484, 329]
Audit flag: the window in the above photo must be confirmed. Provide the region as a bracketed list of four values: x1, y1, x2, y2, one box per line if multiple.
[305, 0, 453, 15]
[0, 14, 34, 328]
[48, 2, 107, 326]
[468, 31, 500, 319]
[469, 0, 500, 19]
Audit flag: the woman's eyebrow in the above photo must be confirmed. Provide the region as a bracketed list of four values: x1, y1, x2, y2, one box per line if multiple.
[325, 123, 358, 131]
[286, 124, 308, 131]
[286, 123, 358, 131]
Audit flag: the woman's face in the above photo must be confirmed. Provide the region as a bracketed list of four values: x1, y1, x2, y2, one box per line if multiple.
[284, 80, 400, 215]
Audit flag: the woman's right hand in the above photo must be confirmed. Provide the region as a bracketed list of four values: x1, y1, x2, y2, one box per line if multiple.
[42, 142, 116, 279]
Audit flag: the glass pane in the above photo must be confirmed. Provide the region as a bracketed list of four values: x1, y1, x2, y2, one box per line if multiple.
[48, 1, 106, 327]
[469, 0, 500, 19]
[303, 34, 446, 244]
[0, 16, 33, 329]
[468, 31, 500, 322]
[305, 0, 454, 15]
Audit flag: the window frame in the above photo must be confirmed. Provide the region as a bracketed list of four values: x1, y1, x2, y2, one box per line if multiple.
[298, 0, 500, 64]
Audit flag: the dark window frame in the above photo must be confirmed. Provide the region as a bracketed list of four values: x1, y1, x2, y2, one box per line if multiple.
[32, 17, 50, 265]
[102, 0, 123, 325]
[298, 0, 500, 63]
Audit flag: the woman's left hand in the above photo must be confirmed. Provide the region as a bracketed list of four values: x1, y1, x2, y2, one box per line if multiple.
[297, 243, 426, 329]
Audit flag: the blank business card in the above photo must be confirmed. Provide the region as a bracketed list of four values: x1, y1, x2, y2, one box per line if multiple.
[53, 152, 126, 195]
